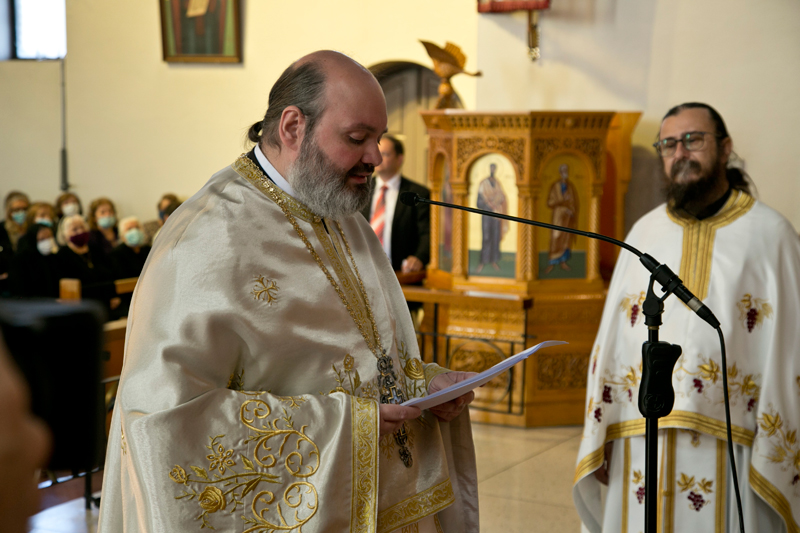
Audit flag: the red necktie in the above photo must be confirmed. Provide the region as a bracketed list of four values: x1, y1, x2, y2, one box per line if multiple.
[370, 185, 388, 245]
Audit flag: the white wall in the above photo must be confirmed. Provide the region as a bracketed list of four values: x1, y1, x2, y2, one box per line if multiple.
[476, 0, 800, 230]
[0, 0, 478, 221]
[3, 0, 799, 230]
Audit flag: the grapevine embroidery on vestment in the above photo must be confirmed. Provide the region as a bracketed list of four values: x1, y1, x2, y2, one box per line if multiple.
[170, 398, 320, 531]
[631, 470, 646, 504]
[756, 406, 800, 489]
[586, 362, 641, 426]
[674, 356, 760, 411]
[677, 473, 714, 511]
[679, 429, 702, 448]
[251, 275, 278, 305]
[736, 294, 773, 333]
[619, 291, 646, 328]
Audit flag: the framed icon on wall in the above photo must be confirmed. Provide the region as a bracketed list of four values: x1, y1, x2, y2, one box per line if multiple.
[160, 0, 242, 63]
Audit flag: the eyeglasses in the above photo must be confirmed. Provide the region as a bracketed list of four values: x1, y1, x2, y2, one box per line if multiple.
[652, 131, 719, 157]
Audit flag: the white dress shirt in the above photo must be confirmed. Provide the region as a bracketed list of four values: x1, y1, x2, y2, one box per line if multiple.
[254, 144, 295, 197]
[369, 173, 401, 262]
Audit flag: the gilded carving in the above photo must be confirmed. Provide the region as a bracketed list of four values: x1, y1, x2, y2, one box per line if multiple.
[537, 352, 590, 390]
[456, 136, 525, 177]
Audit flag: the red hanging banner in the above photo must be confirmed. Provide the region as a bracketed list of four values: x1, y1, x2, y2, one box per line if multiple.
[477, 0, 550, 13]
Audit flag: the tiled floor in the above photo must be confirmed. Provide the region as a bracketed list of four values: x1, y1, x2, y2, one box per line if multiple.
[28, 421, 585, 533]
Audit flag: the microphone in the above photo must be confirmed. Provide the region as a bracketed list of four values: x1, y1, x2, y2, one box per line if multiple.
[400, 192, 720, 329]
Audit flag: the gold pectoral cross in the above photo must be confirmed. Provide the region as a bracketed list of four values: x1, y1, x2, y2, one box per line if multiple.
[377, 352, 413, 468]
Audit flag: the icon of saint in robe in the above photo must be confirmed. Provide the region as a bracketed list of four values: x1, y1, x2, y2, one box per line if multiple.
[544, 163, 579, 274]
[476, 163, 509, 273]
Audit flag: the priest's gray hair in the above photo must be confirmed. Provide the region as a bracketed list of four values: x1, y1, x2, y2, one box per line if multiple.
[247, 61, 327, 150]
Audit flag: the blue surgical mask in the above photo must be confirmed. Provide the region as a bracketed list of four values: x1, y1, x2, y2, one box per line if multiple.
[11, 210, 26, 225]
[34, 217, 53, 227]
[98, 215, 116, 229]
[124, 228, 144, 247]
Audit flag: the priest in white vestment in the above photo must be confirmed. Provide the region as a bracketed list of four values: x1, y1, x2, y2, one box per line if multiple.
[573, 103, 800, 533]
[98, 51, 479, 533]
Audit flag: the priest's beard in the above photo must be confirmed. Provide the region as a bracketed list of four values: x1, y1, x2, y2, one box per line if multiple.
[286, 134, 373, 220]
[664, 155, 726, 211]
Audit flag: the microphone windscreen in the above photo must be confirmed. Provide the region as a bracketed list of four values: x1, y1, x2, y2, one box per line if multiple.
[399, 192, 419, 206]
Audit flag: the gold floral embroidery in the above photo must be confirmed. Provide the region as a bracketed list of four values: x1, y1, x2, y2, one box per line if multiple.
[332, 354, 365, 396]
[171, 398, 320, 531]
[251, 275, 278, 304]
[619, 291, 646, 327]
[736, 294, 773, 333]
[206, 436, 236, 474]
[398, 341, 425, 399]
[276, 396, 307, 410]
[170, 465, 188, 484]
[227, 368, 245, 391]
[330, 354, 380, 401]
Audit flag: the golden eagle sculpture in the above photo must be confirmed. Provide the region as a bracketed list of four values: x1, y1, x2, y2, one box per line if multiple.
[420, 40, 482, 109]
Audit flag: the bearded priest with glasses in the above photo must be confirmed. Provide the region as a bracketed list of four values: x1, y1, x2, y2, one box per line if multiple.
[573, 103, 800, 533]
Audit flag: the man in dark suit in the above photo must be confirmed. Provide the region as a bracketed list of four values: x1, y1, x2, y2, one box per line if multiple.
[361, 135, 430, 273]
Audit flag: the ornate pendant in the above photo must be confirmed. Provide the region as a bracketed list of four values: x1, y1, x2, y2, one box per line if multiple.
[377, 352, 413, 468]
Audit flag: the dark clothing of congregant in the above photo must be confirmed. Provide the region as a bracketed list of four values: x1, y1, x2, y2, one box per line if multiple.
[110, 243, 150, 318]
[0, 224, 14, 297]
[8, 224, 60, 298]
[110, 244, 150, 280]
[55, 246, 116, 314]
[88, 228, 117, 265]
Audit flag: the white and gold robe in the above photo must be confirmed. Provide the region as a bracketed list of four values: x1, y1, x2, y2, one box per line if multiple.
[97, 154, 479, 532]
[573, 191, 800, 533]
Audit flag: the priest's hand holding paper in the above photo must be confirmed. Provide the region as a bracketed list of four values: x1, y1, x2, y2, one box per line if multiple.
[428, 371, 478, 422]
[379, 404, 422, 438]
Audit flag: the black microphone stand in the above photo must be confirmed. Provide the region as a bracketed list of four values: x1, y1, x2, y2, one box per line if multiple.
[399, 192, 741, 533]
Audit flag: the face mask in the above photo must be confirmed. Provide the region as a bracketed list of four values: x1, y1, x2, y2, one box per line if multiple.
[62, 203, 79, 216]
[158, 209, 166, 221]
[34, 217, 53, 227]
[69, 231, 90, 248]
[37, 238, 55, 256]
[11, 210, 26, 225]
[98, 215, 116, 229]
[124, 228, 144, 247]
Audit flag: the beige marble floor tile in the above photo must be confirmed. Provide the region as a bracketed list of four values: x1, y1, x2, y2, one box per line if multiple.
[28, 496, 99, 533]
[479, 433, 582, 508]
[472, 421, 582, 482]
[479, 494, 582, 533]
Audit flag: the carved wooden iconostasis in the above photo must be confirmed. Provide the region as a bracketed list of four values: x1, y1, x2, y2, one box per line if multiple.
[414, 110, 640, 427]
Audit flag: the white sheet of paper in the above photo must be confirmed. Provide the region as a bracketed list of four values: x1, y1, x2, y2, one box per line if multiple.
[402, 340, 568, 410]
